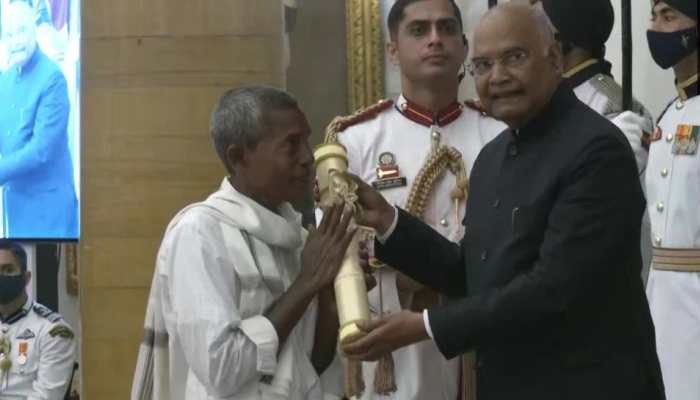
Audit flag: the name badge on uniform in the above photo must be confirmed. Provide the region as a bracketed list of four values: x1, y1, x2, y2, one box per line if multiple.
[372, 152, 407, 190]
[672, 124, 699, 155]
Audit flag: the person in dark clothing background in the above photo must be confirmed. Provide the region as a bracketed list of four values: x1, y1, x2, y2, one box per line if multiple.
[343, 3, 664, 400]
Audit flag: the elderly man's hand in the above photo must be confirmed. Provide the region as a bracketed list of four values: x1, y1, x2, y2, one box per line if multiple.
[300, 203, 355, 294]
[342, 310, 429, 361]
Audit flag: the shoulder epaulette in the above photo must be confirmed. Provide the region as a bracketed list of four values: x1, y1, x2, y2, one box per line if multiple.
[32, 304, 62, 323]
[464, 98, 488, 116]
[49, 324, 74, 339]
[323, 99, 393, 144]
[591, 74, 624, 115]
[591, 74, 647, 117]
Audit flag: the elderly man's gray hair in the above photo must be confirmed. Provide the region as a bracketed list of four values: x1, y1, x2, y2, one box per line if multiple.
[209, 85, 299, 166]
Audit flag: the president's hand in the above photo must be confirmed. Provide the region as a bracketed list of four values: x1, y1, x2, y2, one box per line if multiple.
[346, 173, 395, 235]
[342, 310, 429, 361]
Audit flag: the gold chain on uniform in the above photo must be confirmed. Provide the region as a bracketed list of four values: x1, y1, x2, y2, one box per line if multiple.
[405, 145, 468, 219]
[0, 331, 11, 390]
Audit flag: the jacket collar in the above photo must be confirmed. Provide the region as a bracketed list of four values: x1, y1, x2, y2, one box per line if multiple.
[15, 47, 42, 77]
[676, 73, 698, 101]
[395, 94, 463, 127]
[512, 83, 578, 141]
[563, 58, 613, 89]
[0, 299, 32, 325]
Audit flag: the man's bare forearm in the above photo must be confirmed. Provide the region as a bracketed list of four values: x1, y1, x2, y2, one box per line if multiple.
[264, 279, 316, 348]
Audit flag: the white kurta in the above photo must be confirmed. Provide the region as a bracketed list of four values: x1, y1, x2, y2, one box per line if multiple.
[156, 178, 328, 400]
[0, 301, 75, 400]
[336, 96, 505, 400]
[645, 94, 700, 400]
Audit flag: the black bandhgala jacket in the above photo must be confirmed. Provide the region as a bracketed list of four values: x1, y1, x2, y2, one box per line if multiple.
[375, 85, 665, 400]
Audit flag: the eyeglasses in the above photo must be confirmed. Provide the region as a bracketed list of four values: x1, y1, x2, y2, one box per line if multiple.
[467, 48, 530, 77]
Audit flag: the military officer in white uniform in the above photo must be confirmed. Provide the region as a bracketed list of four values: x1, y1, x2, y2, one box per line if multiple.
[0, 240, 76, 400]
[645, 1, 699, 400]
[539, 0, 653, 173]
[329, 0, 504, 398]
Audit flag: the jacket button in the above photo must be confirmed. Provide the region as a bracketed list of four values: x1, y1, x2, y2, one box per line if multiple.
[656, 202, 664, 212]
[660, 168, 668, 177]
[492, 198, 500, 208]
[440, 218, 449, 227]
[480, 250, 488, 261]
[653, 236, 662, 246]
[666, 134, 673, 142]
[508, 144, 518, 157]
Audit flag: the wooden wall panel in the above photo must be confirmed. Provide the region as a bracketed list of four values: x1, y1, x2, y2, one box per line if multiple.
[80, 1, 285, 398]
[82, 337, 147, 398]
[84, 37, 278, 78]
[84, 0, 281, 38]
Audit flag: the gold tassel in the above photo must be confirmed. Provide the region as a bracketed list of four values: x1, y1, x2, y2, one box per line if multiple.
[372, 267, 397, 394]
[345, 358, 365, 398]
[374, 353, 397, 394]
[461, 352, 478, 400]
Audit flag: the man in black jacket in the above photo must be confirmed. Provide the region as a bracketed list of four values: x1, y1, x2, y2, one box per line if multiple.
[344, 3, 664, 399]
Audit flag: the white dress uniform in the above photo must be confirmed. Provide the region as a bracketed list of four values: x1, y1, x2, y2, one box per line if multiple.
[645, 75, 700, 400]
[0, 300, 75, 400]
[564, 59, 653, 173]
[337, 95, 505, 400]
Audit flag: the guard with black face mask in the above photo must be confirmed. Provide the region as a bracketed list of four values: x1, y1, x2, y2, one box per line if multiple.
[539, 0, 654, 174]
[645, 2, 699, 400]
[0, 240, 75, 399]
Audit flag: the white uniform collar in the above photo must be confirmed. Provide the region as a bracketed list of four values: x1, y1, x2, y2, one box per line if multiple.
[0, 299, 32, 325]
[395, 94, 463, 127]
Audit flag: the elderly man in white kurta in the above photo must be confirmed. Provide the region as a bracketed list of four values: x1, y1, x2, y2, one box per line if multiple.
[644, 1, 699, 400]
[131, 86, 354, 400]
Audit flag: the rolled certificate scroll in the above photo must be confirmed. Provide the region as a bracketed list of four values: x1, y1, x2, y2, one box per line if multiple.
[314, 143, 370, 344]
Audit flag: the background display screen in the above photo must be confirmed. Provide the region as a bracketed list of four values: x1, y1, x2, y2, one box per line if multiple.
[0, 0, 80, 240]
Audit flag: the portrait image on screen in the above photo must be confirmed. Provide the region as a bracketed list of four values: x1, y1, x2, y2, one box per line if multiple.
[0, 0, 80, 240]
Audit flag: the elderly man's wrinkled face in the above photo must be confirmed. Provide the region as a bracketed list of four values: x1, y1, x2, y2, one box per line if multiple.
[237, 107, 314, 208]
[3, 2, 38, 69]
[470, 4, 562, 128]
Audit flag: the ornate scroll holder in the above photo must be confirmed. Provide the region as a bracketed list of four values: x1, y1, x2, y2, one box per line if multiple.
[314, 143, 370, 344]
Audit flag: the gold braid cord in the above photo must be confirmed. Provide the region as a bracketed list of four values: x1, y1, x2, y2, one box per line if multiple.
[405, 146, 469, 219]
[403, 145, 468, 313]
[402, 144, 478, 400]
[323, 99, 394, 144]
